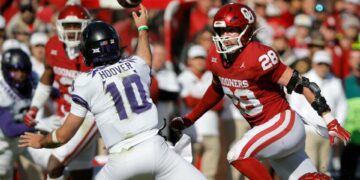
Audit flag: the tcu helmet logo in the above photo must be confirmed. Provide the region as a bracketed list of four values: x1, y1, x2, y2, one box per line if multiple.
[92, 48, 101, 54]
[241, 8, 255, 24]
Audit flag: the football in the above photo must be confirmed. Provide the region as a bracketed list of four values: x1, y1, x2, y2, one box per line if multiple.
[117, 0, 142, 8]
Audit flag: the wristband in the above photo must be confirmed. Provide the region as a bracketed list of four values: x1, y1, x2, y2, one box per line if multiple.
[138, 25, 149, 32]
[323, 113, 335, 125]
[52, 130, 60, 143]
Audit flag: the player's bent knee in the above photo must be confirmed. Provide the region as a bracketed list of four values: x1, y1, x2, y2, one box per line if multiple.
[47, 155, 65, 178]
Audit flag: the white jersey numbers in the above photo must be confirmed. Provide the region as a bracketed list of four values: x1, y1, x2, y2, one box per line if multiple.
[258, 50, 279, 71]
[106, 74, 152, 120]
[223, 87, 263, 116]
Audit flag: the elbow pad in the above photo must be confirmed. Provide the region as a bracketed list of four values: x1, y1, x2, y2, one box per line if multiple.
[286, 70, 300, 94]
[286, 70, 306, 94]
[287, 71, 331, 115]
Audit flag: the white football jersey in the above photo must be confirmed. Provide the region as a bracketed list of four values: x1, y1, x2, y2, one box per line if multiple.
[0, 74, 31, 152]
[0, 75, 32, 124]
[70, 56, 158, 149]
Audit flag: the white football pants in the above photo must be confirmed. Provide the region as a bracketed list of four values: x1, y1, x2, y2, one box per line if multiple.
[95, 135, 206, 180]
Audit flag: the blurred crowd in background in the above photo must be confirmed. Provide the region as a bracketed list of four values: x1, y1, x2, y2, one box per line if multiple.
[0, 0, 359, 179]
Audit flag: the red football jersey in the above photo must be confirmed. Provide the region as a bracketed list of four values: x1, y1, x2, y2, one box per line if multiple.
[45, 36, 92, 116]
[207, 42, 290, 127]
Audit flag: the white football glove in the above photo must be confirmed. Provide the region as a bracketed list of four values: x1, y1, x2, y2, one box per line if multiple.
[35, 115, 63, 132]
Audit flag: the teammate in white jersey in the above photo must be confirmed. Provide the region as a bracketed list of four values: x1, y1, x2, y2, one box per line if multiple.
[0, 49, 37, 180]
[19, 5, 206, 180]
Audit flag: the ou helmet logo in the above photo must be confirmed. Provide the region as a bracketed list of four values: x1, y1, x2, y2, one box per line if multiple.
[241, 8, 255, 24]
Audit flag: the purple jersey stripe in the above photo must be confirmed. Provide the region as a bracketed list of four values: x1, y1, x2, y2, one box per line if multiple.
[71, 94, 90, 110]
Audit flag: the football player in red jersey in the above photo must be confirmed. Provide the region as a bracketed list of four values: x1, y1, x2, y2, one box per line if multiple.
[170, 3, 351, 180]
[23, 3, 98, 180]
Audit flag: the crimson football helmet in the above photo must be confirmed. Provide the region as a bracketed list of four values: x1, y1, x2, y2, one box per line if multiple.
[212, 3, 257, 54]
[56, 4, 91, 48]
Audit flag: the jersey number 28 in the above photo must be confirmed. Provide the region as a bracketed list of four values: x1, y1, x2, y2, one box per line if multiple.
[223, 87, 263, 116]
[258, 50, 278, 71]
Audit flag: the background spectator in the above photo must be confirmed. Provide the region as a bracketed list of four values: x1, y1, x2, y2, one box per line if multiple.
[178, 45, 221, 180]
[29, 32, 48, 76]
[341, 46, 360, 179]
[151, 42, 180, 138]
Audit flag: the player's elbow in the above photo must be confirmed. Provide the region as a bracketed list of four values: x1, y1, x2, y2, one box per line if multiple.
[56, 131, 71, 144]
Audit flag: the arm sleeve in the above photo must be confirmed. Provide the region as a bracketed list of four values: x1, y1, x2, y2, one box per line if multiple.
[186, 74, 224, 122]
[0, 107, 36, 138]
[70, 101, 88, 118]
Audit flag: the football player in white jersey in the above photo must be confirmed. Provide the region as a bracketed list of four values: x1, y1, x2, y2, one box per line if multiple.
[19, 5, 206, 180]
[0, 49, 37, 180]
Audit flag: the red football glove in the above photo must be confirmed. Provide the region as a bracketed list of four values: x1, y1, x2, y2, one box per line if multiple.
[327, 119, 351, 145]
[170, 117, 193, 132]
[24, 107, 38, 127]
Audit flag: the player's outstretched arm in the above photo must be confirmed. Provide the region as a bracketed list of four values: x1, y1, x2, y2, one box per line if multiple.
[278, 66, 351, 145]
[170, 74, 224, 131]
[19, 113, 84, 149]
[24, 60, 55, 127]
[132, 4, 151, 67]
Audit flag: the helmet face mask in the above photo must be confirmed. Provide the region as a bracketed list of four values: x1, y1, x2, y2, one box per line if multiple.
[212, 25, 250, 54]
[57, 21, 83, 47]
[56, 5, 91, 48]
[212, 3, 256, 57]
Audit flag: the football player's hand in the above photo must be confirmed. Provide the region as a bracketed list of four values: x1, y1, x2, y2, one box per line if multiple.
[327, 119, 351, 145]
[132, 4, 148, 28]
[18, 132, 44, 149]
[35, 116, 62, 133]
[170, 117, 193, 132]
[24, 107, 38, 127]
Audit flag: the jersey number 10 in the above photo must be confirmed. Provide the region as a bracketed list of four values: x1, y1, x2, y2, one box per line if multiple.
[106, 74, 152, 120]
